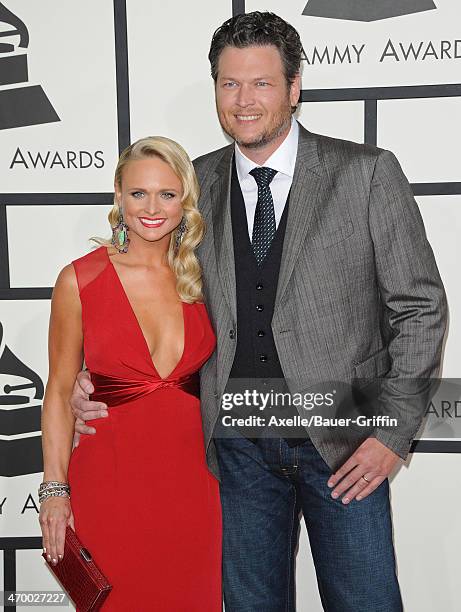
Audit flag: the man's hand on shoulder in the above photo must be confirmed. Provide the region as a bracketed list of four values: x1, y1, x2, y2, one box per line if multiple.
[327, 437, 401, 504]
[70, 370, 108, 447]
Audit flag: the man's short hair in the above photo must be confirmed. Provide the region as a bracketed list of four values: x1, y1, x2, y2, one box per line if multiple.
[208, 11, 303, 87]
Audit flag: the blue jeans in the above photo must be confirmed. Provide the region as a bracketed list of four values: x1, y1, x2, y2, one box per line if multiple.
[215, 435, 403, 612]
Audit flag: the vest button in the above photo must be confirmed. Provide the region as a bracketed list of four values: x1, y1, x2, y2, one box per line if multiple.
[259, 354, 268, 363]
[257, 330, 265, 337]
[256, 283, 264, 290]
[256, 304, 264, 312]
[229, 329, 236, 339]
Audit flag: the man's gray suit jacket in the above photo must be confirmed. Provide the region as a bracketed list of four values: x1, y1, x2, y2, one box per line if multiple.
[193, 123, 447, 480]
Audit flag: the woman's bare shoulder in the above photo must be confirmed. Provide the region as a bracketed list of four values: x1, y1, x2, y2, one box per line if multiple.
[52, 264, 80, 307]
[55, 263, 78, 289]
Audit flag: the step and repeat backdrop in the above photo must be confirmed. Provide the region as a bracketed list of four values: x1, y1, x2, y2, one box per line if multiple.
[1, 1, 460, 610]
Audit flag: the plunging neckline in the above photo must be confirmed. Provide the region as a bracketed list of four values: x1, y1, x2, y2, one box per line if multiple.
[104, 248, 186, 380]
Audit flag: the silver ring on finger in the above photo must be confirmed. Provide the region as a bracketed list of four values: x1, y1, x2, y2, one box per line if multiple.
[361, 474, 371, 483]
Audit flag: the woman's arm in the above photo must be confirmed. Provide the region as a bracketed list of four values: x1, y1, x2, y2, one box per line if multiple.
[42, 263, 83, 480]
[39, 263, 83, 564]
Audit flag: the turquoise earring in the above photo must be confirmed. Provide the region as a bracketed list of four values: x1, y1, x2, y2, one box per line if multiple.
[111, 211, 130, 253]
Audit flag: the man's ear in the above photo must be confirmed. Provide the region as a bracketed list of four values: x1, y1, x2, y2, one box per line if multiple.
[290, 73, 301, 108]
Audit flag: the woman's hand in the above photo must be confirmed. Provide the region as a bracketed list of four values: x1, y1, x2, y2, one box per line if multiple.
[39, 497, 74, 565]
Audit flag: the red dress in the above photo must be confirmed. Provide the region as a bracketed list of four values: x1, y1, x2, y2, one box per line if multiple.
[68, 246, 222, 611]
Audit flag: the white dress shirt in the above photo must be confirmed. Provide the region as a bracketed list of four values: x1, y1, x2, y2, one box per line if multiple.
[234, 117, 299, 240]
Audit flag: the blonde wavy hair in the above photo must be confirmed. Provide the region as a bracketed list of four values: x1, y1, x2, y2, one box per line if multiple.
[94, 136, 204, 303]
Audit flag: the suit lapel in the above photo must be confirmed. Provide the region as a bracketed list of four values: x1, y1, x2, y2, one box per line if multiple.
[210, 145, 237, 321]
[208, 127, 322, 319]
[274, 125, 323, 311]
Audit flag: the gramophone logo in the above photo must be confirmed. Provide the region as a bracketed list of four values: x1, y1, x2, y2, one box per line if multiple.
[0, 2, 60, 130]
[0, 322, 44, 477]
[302, 0, 437, 22]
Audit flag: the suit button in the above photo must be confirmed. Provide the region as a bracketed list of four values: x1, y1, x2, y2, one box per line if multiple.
[256, 304, 264, 312]
[256, 283, 264, 290]
[229, 329, 236, 339]
[257, 330, 265, 337]
[259, 354, 268, 363]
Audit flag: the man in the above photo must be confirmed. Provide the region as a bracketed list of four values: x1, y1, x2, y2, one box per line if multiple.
[71, 12, 447, 612]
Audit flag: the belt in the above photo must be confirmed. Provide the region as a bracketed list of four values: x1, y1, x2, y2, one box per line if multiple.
[90, 371, 199, 407]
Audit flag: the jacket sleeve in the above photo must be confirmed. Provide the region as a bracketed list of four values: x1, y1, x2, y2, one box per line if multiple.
[367, 149, 447, 459]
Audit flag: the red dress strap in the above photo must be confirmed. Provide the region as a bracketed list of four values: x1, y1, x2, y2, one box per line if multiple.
[72, 246, 109, 294]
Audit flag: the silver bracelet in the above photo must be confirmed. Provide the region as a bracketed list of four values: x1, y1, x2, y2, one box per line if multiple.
[39, 481, 70, 491]
[38, 481, 71, 504]
[39, 491, 70, 504]
[38, 489, 71, 504]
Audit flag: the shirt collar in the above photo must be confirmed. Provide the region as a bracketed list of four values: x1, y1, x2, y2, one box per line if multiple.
[234, 117, 299, 182]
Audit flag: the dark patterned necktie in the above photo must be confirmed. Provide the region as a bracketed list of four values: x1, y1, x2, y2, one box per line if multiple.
[250, 167, 278, 265]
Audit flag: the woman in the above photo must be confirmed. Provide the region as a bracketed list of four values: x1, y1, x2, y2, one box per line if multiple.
[39, 137, 222, 610]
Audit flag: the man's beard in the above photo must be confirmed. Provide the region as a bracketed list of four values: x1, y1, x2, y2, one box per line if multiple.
[219, 105, 292, 150]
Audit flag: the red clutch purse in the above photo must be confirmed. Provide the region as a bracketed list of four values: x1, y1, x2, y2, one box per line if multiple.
[42, 526, 112, 611]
